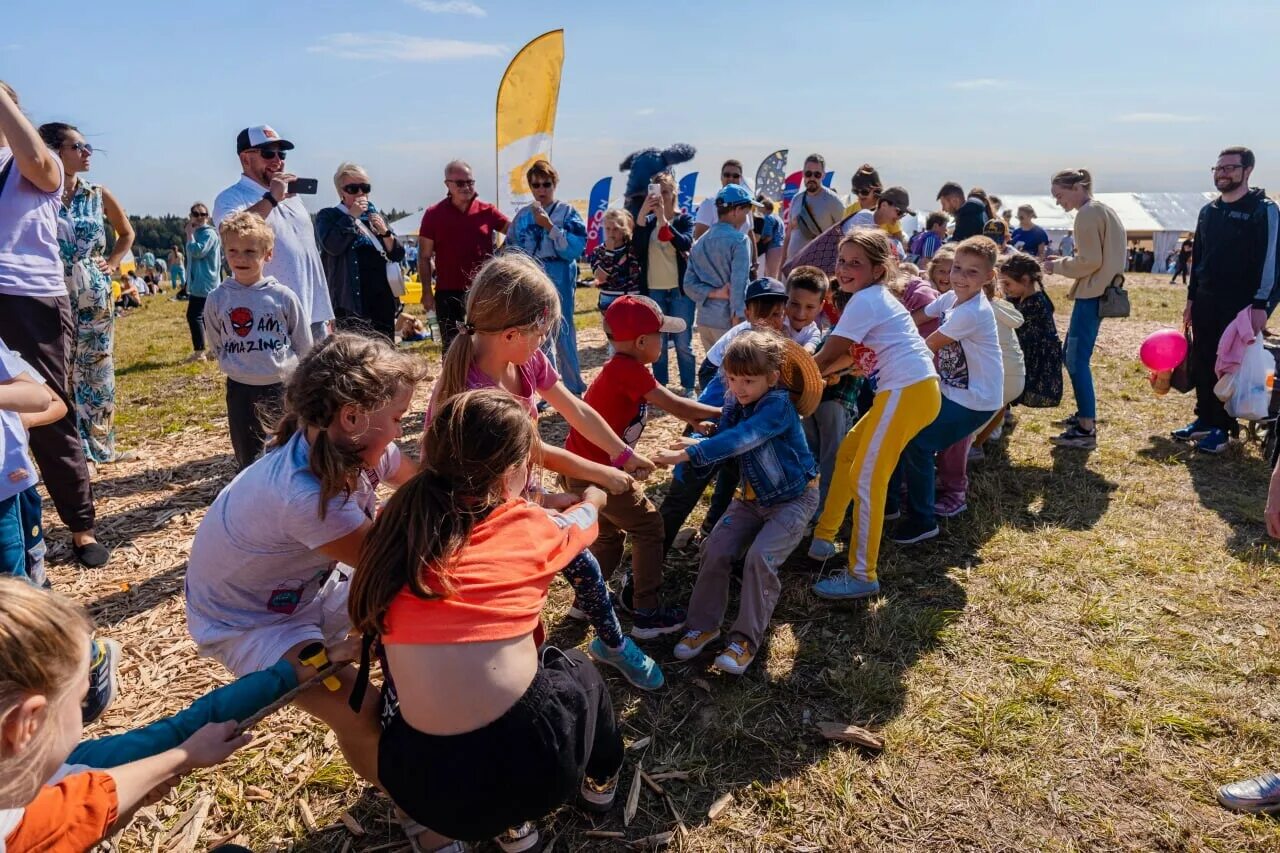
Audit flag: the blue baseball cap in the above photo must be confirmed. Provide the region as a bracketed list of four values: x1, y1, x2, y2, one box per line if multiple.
[745, 277, 787, 303]
[715, 184, 764, 209]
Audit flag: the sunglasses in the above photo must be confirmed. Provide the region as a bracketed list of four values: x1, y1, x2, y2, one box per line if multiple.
[447, 179, 475, 187]
[722, 172, 742, 180]
[343, 183, 372, 194]
[803, 170, 823, 178]
[529, 181, 554, 189]
[65, 141, 93, 155]
[856, 188, 877, 196]
[190, 210, 208, 218]
[256, 148, 287, 160]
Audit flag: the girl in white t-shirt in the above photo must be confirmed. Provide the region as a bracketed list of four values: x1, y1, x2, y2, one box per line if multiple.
[184, 333, 427, 788]
[888, 236, 1005, 544]
[809, 230, 941, 600]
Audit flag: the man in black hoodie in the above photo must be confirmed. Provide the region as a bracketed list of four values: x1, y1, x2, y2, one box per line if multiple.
[1175, 146, 1279, 453]
[936, 182, 988, 242]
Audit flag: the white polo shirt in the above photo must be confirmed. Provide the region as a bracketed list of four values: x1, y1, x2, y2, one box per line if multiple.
[213, 175, 334, 325]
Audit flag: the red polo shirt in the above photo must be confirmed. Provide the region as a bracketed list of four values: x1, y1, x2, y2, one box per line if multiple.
[418, 197, 510, 292]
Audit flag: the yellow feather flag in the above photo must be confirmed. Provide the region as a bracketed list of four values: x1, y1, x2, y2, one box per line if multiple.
[495, 29, 564, 214]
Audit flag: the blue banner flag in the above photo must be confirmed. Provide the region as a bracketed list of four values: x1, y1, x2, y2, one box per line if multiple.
[584, 176, 612, 256]
[678, 172, 698, 216]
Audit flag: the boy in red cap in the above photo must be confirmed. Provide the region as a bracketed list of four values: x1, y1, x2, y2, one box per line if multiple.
[564, 296, 722, 649]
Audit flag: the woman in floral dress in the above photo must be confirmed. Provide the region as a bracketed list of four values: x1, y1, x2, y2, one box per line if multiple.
[40, 122, 135, 464]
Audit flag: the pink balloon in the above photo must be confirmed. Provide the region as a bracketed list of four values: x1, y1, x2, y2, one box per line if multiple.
[1139, 328, 1188, 372]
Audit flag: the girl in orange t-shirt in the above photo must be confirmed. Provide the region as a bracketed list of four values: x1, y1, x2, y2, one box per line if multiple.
[0, 579, 248, 853]
[348, 389, 625, 851]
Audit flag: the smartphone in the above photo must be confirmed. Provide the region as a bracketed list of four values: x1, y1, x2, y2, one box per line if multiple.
[647, 183, 661, 197]
[288, 178, 319, 195]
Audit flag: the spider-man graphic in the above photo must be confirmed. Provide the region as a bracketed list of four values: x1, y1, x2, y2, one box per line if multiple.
[229, 306, 254, 338]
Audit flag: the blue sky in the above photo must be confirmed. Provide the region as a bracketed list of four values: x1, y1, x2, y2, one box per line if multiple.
[6, 0, 1279, 216]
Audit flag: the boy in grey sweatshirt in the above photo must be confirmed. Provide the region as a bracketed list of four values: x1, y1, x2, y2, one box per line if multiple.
[206, 212, 312, 469]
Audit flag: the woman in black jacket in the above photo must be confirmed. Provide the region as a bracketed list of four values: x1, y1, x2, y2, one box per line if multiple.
[632, 172, 696, 395]
[316, 162, 404, 341]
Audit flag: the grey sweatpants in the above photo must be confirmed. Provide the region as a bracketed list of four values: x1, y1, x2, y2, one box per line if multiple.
[685, 487, 819, 648]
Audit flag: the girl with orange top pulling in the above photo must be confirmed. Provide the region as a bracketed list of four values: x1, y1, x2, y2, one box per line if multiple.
[349, 389, 625, 852]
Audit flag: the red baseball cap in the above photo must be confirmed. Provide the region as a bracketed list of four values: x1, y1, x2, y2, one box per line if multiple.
[604, 295, 686, 341]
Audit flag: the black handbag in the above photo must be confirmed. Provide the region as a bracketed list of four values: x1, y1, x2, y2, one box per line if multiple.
[1170, 329, 1194, 394]
[1098, 273, 1131, 319]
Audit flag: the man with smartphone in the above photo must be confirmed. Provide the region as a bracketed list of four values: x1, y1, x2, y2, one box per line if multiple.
[213, 125, 334, 340]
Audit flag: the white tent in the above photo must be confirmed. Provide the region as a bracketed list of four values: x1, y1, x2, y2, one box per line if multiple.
[390, 208, 427, 237]
[991, 192, 1213, 262]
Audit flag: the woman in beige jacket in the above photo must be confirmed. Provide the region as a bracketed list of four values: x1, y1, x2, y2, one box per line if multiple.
[1041, 169, 1127, 449]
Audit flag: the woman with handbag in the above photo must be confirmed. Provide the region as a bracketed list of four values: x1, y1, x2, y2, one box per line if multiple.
[316, 163, 404, 342]
[1041, 168, 1127, 450]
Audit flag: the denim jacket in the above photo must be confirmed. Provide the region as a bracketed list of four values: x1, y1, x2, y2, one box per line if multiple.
[685, 387, 817, 506]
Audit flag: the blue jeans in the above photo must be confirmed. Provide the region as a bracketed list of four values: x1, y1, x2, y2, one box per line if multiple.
[1064, 297, 1101, 420]
[647, 288, 696, 391]
[0, 487, 46, 586]
[548, 263, 586, 395]
[891, 396, 996, 527]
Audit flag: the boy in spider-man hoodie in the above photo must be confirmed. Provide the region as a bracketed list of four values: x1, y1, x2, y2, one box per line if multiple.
[205, 212, 312, 469]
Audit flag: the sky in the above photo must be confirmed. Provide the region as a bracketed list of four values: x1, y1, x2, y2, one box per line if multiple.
[6, 0, 1280, 217]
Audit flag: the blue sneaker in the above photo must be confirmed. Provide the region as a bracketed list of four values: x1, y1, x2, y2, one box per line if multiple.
[812, 573, 881, 600]
[807, 538, 837, 561]
[82, 637, 120, 724]
[1217, 771, 1280, 814]
[588, 636, 664, 691]
[1172, 418, 1212, 442]
[1195, 428, 1230, 454]
[631, 603, 686, 640]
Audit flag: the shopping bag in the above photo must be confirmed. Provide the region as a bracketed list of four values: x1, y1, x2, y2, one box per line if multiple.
[1226, 332, 1273, 421]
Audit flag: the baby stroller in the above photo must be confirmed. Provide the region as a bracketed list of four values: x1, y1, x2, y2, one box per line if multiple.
[1252, 339, 1280, 468]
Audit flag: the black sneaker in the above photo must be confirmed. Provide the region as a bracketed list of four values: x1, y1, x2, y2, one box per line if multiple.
[1051, 424, 1097, 450]
[890, 517, 940, 545]
[73, 541, 111, 569]
[630, 603, 686, 640]
[83, 637, 120, 724]
[495, 822, 542, 853]
[1051, 413, 1080, 428]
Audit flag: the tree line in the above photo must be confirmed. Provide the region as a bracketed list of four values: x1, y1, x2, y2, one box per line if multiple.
[112, 208, 416, 257]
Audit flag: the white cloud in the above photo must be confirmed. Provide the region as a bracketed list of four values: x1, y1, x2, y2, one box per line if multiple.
[1115, 112, 1206, 124]
[633, 107, 656, 117]
[309, 33, 504, 62]
[947, 78, 1009, 90]
[403, 0, 486, 16]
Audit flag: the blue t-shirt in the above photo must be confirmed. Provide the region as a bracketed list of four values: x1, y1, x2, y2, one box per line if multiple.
[0, 342, 42, 504]
[1011, 226, 1049, 256]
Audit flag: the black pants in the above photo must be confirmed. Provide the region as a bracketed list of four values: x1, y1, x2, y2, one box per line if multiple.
[0, 294, 95, 532]
[1191, 298, 1248, 433]
[1170, 261, 1188, 285]
[435, 289, 468, 353]
[335, 298, 396, 343]
[186, 296, 207, 351]
[659, 458, 739, 554]
[379, 647, 623, 842]
[226, 379, 283, 469]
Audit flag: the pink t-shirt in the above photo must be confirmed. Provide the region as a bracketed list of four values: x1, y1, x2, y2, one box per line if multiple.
[0, 148, 65, 298]
[426, 349, 560, 422]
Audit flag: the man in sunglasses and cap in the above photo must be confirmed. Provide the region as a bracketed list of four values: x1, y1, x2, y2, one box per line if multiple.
[213, 125, 334, 340]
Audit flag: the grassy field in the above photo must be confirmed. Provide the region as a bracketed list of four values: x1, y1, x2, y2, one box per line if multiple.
[56, 276, 1280, 852]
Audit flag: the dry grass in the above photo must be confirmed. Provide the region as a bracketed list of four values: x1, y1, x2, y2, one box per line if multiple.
[52, 276, 1280, 852]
